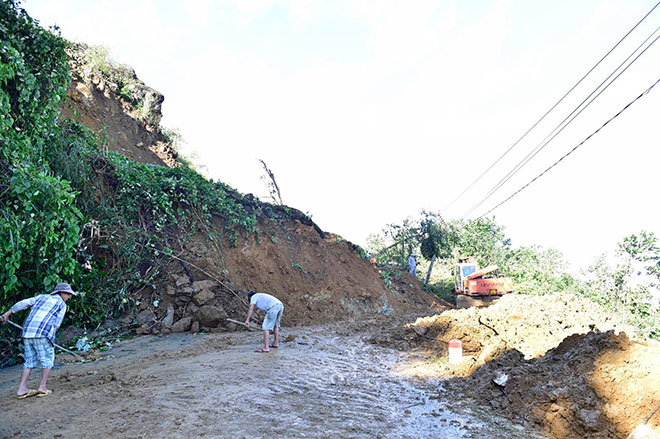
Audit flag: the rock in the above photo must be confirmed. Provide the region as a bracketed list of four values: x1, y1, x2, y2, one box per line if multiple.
[165, 285, 176, 297]
[225, 322, 238, 331]
[137, 309, 156, 325]
[196, 305, 227, 328]
[576, 409, 601, 431]
[192, 289, 214, 306]
[140, 87, 164, 126]
[192, 280, 216, 293]
[179, 286, 194, 295]
[162, 306, 174, 328]
[99, 319, 119, 331]
[191, 321, 200, 333]
[171, 317, 192, 333]
[175, 274, 190, 287]
[136, 324, 150, 335]
[56, 326, 86, 346]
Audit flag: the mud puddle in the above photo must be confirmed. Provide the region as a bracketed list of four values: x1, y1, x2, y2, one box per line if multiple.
[0, 325, 546, 438]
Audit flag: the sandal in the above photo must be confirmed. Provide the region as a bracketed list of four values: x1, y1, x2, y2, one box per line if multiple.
[17, 390, 38, 399]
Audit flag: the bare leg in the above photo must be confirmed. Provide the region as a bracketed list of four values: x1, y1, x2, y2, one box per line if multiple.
[262, 330, 270, 351]
[38, 368, 51, 393]
[272, 326, 280, 347]
[17, 368, 31, 395]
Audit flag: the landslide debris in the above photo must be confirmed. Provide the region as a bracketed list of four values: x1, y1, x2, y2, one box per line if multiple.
[372, 293, 660, 439]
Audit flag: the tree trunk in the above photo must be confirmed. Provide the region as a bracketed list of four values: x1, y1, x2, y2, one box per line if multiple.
[425, 254, 436, 285]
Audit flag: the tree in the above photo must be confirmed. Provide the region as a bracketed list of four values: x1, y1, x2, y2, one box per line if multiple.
[452, 217, 511, 268]
[418, 211, 457, 284]
[258, 159, 283, 205]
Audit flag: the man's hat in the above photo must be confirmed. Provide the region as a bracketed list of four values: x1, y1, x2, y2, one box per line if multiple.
[247, 290, 256, 300]
[51, 283, 77, 296]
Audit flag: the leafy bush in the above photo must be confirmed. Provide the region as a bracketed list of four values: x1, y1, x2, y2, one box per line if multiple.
[0, 2, 264, 366]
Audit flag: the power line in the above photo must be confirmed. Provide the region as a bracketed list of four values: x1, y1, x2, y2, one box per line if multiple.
[443, 1, 660, 214]
[476, 76, 660, 219]
[461, 25, 660, 218]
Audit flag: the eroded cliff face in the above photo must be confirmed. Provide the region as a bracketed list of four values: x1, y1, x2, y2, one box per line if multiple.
[61, 43, 178, 168]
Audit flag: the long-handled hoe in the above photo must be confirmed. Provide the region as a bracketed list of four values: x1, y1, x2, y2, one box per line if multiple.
[6, 320, 86, 361]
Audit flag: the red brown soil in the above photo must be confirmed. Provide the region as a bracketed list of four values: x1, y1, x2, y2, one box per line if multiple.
[372, 293, 660, 438]
[61, 45, 178, 168]
[127, 214, 439, 336]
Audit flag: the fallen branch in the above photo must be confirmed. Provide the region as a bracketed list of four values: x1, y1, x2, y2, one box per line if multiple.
[6, 320, 86, 361]
[478, 315, 500, 335]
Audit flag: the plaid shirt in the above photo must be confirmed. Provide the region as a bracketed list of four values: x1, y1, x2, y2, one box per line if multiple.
[10, 294, 67, 342]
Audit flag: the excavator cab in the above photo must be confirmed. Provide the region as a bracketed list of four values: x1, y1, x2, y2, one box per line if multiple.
[454, 259, 514, 296]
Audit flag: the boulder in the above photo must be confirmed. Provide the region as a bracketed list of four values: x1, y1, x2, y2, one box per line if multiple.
[175, 274, 189, 287]
[192, 289, 214, 306]
[192, 280, 216, 293]
[196, 305, 227, 328]
[191, 321, 200, 333]
[56, 326, 86, 346]
[170, 317, 192, 333]
[162, 306, 174, 329]
[137, 309, 156, 325]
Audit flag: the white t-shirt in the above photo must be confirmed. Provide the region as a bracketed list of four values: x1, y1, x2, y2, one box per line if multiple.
[250, 293, 282, 312]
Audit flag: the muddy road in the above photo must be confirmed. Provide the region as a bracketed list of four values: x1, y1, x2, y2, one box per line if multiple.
[0, 323, 546, 439]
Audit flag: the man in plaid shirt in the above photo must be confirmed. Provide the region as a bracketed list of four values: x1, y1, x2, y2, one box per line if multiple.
[1, 283, 77, 398]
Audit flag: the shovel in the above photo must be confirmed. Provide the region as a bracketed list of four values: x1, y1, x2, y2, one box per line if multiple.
[226, 318, 260, 331]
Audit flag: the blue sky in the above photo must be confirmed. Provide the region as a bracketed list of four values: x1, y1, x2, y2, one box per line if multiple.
[24, 0, 660, 269]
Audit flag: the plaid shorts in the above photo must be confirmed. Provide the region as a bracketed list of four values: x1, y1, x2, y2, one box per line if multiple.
[23, 337, 55, 369]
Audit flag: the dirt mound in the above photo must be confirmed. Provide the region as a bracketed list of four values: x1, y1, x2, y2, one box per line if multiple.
[372, 293, 660, 438]
[373, 292, 628, 372]
[446, 331, 660, 439]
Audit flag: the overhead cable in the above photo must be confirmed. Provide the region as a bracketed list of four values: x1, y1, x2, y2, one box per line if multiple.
[462, 25, 660, 218]
[476, 76, 660, 219]
[443, 1, 660, 214]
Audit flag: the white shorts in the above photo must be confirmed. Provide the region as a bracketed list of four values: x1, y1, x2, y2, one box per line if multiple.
[262, 303, 283, 330]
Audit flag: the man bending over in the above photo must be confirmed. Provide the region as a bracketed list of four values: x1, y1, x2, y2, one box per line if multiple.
[244, 290, 284, 353]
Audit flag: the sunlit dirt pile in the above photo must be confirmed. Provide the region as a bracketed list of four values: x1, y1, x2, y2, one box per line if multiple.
[371, 293, 660, 438]
[372, 292, 627, 372]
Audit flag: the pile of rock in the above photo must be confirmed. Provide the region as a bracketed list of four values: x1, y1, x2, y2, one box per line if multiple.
[135, 276, 233, 336]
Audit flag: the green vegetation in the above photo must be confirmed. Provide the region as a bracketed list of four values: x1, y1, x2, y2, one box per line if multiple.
[367, 211, 660, 340]
[290, 262, 305, 272]
[0, 1, 264, 365]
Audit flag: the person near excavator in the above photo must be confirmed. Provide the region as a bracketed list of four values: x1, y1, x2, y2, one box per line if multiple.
[408, 254, 417, 277]
[244, 290, 284, 353]
[1, 283, 77, 398]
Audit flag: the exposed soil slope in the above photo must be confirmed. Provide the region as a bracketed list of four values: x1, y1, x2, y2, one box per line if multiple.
[372, 293, 660, 439]
[61, 44, 178, 167]
[126, 214, 438, 336]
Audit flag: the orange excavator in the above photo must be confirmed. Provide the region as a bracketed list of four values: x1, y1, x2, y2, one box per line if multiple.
[454, 257, 513, 307]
